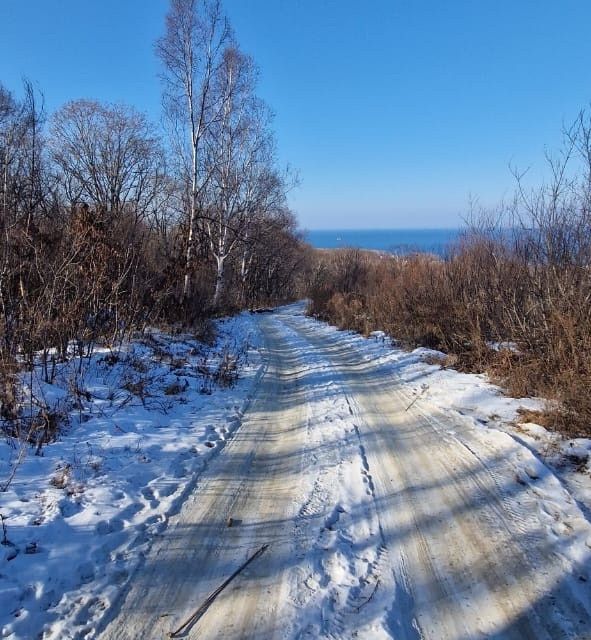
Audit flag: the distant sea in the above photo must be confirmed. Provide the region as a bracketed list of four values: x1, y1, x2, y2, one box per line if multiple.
[306, 228, 462, 257]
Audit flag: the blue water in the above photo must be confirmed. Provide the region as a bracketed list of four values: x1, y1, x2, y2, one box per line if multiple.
[306, 228, 462, 256]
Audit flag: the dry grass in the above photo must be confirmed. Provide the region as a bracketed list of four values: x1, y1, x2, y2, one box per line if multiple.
[307, 238, 591, 437]
[515, 408, 556, 429]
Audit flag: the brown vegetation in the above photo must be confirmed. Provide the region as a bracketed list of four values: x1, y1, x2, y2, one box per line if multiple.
[307, 110, 591, 437]
[0, 0, 307, 442]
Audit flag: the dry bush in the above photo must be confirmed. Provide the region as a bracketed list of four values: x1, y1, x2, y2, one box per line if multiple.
[306, 106, 591, 437]
[0, 65, 308, 454]
[122, 378, 149, 400]
[213, 348, 240, 387]
[50, 464, 72, 490]
[306, 204, 591, 437]
[164, 381, 185, 395]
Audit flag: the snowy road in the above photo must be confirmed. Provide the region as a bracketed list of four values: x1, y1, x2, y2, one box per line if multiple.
[96, 304, 591, 639]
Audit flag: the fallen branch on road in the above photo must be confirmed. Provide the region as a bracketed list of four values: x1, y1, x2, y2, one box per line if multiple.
[405, 384, 429, 411]
[168, 543, 270, 638]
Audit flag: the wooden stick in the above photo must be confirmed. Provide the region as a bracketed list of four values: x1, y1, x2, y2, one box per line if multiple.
[168, 543, 269, 638]
[355, 578, 380, 611]
[405, 385, 428, 411]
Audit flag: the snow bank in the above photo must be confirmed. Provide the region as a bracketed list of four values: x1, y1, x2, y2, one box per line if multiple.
[0, 313, 263, 639]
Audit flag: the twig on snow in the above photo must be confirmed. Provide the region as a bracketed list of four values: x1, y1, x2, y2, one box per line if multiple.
[168, 543, 270, 638]
[405, 384, 429, 411]
[355, 578, 380, 612]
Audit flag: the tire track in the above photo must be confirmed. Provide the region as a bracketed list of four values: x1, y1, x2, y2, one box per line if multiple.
[282, 305, 591, 640]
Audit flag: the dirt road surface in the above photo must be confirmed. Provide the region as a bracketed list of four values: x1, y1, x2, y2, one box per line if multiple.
[96, 305, 591, 640]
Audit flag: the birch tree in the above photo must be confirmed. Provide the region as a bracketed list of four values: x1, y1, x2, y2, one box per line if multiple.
[156, 0, 231, 303]
[204, 46, 290, 307]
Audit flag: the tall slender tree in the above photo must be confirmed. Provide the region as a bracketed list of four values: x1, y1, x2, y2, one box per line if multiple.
[156, 0, 232, 302]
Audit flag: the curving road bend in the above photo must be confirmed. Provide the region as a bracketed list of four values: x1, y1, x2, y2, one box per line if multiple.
[96, 304, 591, 640]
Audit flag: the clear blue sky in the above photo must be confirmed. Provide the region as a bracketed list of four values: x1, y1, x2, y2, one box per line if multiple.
[1, 1, 590, 229]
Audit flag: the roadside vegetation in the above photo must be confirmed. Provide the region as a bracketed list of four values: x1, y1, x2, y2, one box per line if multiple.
[0, 0, 306, 445]
[307, 110, 591, 437]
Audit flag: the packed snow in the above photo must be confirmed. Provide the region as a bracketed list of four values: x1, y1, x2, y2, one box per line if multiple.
[278, 304, 591, 637]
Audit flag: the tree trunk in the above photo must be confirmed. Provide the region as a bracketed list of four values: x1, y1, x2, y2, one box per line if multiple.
[212, 254, 225, 307]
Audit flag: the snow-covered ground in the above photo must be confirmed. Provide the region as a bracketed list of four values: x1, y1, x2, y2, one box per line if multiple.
[2, 302, 590, 639]
[332, 318, 591, 522]
[278, 304, 591, 638]
[0, 313, 263, 639]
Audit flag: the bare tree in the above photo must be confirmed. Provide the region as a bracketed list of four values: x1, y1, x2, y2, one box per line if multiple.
[47, 100, 169, 355]
[156, 0, 232, 303]
[238, 208, 305, 306]
[0, 80, 49, 428]
[0, 80, 47, 336]
[204, 45, 295, 307]
[0, 81, 46, 234]
[49, 100, 165, 225]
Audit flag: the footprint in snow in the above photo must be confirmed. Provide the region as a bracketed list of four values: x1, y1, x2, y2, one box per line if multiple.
[95, 518, 124, 535]
[172, 461, 189, 478]
[152, 482, 179, 499]
[305, 575, 320, 591]
[77, 561, 96, 584]
[541, 500, 563, 521]
[551, 521, 573, 537]
[140, 487, 159, 509]
[58, 498, 83, 518]
[524, 461, 544, 480]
